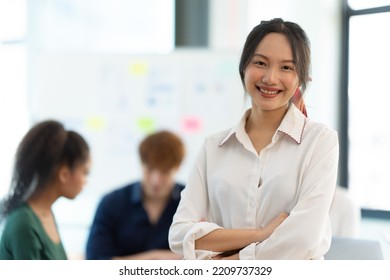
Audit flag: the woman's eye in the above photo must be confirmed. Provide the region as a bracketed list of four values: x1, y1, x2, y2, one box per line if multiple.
[254, 61, 266, 66]
[282, 65, 294, 71]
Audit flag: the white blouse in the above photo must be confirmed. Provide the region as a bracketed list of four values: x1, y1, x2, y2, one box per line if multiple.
[169, 105, 339, 260]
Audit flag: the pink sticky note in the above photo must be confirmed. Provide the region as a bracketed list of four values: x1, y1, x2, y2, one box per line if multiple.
[182, 116, 202, 134]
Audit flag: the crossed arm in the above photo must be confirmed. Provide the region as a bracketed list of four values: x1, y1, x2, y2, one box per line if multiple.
[195, 213, 288, 259]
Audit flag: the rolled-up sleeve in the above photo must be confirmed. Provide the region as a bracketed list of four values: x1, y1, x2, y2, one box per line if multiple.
[169, 141, 223, 259]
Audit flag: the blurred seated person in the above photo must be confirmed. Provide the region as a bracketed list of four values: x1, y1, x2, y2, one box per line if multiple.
[86, 130, 185, 260]
[329, 185, 361, 238]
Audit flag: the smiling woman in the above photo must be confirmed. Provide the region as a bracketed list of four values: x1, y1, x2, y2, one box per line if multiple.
[168, 18, 339, 260]
[243, 33, 300, 119]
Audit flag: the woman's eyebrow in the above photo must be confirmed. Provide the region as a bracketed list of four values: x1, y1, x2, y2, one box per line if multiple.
[252, 53, 295, 63]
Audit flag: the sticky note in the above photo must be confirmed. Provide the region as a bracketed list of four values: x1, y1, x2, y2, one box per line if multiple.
[182, 116, 202, 134]
[129, 62, 148, 76]
[137, 117, 155, 133]
[86, 116, 106, 132]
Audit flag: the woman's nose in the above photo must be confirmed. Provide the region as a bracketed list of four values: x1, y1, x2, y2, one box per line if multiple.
[262, 68, 278, 85]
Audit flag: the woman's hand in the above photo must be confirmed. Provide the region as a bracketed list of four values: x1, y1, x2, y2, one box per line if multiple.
[212, 253, 239, 260]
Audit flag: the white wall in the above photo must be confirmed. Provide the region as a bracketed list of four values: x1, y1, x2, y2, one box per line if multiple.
[0, 0, 29, 199]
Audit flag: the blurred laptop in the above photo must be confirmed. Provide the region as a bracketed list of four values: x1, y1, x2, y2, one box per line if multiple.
[325, 236, 384, 260]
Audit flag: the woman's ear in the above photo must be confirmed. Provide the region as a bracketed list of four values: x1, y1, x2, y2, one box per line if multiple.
[58, 165, 70, 184]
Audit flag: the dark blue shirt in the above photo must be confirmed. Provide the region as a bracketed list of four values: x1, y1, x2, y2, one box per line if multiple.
[86, 182, 184, 260]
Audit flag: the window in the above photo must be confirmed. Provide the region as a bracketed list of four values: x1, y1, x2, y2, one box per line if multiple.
[343, 1, 390, 217]
[348, 0, 390, 10]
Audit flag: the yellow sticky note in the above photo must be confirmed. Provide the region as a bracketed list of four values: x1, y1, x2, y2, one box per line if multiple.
[129, 62, 148, 76]
[86, 116, 106, 132]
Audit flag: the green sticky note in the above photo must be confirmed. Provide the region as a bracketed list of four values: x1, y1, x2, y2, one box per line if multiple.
[137, 117, 155, 133]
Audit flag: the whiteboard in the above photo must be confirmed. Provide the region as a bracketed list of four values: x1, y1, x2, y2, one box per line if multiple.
[29, 49, 248, 237]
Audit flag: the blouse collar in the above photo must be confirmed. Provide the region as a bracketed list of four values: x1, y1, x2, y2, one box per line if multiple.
[219, 104, 307, 147]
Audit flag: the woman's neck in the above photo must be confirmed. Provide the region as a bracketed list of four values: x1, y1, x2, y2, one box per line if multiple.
[27, 184, 60, 216]
[27, 184, 63, 244]
[246, 105, 288, 133]
[245, 105, 289, 154]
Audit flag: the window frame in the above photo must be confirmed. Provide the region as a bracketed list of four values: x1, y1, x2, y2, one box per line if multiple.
[341, 1, 390, 219]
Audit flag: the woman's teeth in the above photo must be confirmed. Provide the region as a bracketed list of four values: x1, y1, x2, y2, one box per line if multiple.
[260, 88, 279, 95]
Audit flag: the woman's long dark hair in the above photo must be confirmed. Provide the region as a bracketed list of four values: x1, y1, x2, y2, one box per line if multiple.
[0, 120, 89, 221]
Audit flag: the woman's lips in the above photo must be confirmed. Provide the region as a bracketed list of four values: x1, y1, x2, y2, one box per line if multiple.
[257, 86, 281, 98]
